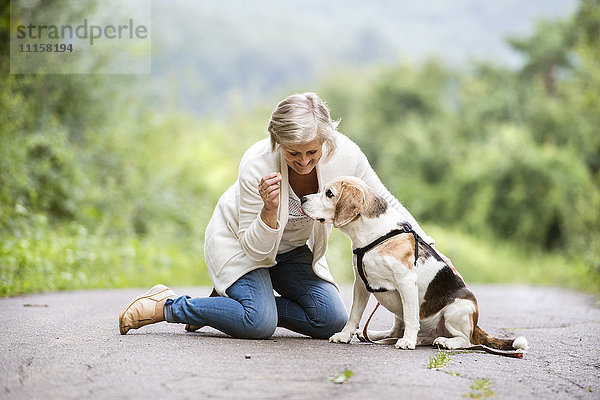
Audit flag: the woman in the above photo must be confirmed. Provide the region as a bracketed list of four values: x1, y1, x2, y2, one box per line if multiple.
[119, 92, 441, 339]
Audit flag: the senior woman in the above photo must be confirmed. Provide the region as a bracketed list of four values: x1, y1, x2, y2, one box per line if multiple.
[119, 92, 440, 339]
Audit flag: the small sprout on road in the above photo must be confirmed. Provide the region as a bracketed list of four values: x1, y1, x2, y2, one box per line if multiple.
[427, 350, 452, 370]
[464, 378, 495, 399]
[444, 371, 461, 377]
[327, 369, 354, 384]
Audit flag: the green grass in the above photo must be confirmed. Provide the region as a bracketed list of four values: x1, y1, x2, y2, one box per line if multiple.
[0, 216, 210, 296]
[464, 379, 495, 399]
[2, 217, 598, 297]
[427, 350, 452, 369]
[425, 225, 600, 294]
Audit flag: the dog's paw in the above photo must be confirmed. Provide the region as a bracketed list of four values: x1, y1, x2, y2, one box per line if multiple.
[433, 337, 451, 348]
[394, 338, 416, 350]
[433, 336, 467, 350]
[329, 331, 353, 344]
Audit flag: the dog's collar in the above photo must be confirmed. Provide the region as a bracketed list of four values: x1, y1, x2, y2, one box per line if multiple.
[352, 223, 420, 293]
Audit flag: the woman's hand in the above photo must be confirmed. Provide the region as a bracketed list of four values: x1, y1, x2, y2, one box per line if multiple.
[258, 172, 282, 229]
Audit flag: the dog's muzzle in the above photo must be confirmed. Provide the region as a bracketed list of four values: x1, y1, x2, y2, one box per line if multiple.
[299, 197, 325, 223]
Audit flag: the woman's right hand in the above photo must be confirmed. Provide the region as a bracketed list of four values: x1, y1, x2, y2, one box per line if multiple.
[258, 172, 282, 228]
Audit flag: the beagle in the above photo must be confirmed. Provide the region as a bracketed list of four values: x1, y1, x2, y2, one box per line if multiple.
[300, 176, 528, 352]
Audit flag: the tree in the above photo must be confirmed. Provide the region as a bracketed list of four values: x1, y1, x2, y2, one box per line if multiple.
[508, 19, 577, 95]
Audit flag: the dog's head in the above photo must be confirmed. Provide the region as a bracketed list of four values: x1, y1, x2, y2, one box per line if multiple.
[301, 176, 387, 228]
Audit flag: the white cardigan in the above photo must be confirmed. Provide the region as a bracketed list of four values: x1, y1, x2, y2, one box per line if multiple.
[204, 132, 433, 296]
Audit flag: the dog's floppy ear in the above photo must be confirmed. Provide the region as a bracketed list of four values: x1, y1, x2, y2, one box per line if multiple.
[333, 184, 365, 228]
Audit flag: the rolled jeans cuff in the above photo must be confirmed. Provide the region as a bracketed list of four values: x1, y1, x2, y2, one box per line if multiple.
[164, 296, 178, 323]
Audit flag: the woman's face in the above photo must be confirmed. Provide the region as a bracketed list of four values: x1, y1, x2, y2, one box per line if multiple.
[281, 138, 323, 175]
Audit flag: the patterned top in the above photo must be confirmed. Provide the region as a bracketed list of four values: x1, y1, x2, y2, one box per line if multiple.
[278, 185, 315, 254]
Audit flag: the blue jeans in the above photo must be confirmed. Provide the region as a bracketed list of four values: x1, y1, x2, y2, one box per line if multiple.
[164, 245, 348, 339]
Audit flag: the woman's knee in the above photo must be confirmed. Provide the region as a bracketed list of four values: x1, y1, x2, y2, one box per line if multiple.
[331, 306, 349, 332]
[308, 304, 348, 339]
[226, 268, 277, 339]
[239, 320, 277, 340]
[324, 305, 348, 336]
[237, 307, 278, 339]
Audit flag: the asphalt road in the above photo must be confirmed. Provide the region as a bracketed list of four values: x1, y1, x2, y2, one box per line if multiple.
[1, 284, 599, 399]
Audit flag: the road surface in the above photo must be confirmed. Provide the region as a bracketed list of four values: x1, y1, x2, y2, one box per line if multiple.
[1, 285, 598, 399]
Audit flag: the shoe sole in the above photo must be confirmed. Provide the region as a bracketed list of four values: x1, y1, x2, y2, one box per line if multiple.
[185, 324, 202, 332]
[119, 284, 170, 335]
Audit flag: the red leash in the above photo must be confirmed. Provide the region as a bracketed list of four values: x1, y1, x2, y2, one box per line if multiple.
[361, 301, 381, 343]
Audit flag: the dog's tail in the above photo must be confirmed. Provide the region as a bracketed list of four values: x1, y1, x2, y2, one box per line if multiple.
[471, 325, 528, 351]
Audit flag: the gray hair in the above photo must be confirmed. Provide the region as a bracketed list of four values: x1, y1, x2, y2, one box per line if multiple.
[268, 92, 339, 157]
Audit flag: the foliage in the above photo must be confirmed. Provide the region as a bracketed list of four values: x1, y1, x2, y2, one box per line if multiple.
[508, 19, 576, 95]
[323, 5, 600, 281]
[425, 225, 600, 293]
[1, 1, 599, 296]
[0, 212, 207, 294]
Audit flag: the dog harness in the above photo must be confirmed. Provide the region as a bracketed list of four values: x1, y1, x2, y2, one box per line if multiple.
[352, 223, 420, 293]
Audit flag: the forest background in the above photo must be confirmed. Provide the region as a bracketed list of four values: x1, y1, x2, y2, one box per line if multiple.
[1, 0, 599, 296]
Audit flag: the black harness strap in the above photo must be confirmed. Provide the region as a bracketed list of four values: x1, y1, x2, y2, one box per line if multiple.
[352, 223, 420, 293]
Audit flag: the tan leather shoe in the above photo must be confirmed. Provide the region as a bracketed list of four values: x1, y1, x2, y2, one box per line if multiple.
[119, 284, 177, 335]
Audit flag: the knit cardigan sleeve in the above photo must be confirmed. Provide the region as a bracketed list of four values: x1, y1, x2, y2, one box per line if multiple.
[235, 157, 281, 262]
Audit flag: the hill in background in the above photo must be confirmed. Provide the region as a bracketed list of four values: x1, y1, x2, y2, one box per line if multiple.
[150, 0, 577, 114]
